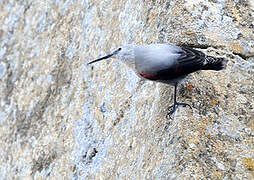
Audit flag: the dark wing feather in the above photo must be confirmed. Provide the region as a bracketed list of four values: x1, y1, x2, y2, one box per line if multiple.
[154, 47, 206, 80]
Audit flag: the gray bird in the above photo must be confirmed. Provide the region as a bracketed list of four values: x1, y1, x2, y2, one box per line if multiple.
[88, 44, 227, 116]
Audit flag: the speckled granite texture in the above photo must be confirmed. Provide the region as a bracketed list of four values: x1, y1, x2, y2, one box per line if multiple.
[0, 0, 253, 179]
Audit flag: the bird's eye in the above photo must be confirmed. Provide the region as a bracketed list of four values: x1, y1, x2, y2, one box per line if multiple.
[118, 48, 122, 51]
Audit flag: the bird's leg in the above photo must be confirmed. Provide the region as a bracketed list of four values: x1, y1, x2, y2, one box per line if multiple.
[167, 83, 179, 115]
[167, 83, 192, 117]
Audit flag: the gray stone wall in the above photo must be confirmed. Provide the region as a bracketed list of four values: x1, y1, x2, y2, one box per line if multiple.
[0, 0, 253, 179]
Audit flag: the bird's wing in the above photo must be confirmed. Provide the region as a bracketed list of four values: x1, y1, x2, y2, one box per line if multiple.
[136, 46, 207, 81]
[154, 47, 207, 80]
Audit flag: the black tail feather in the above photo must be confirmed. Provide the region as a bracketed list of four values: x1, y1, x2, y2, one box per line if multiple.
[202, 56, 228, 71]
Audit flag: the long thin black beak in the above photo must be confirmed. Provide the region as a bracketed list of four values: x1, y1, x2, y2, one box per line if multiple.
[87, 53, 114, 65]
[87, 48, 121, 65]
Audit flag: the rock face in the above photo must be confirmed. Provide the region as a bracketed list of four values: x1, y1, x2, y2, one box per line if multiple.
[0, 0, 253, 179]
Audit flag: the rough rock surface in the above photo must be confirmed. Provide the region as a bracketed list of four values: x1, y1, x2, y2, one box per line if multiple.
[0, 0, 253, 179]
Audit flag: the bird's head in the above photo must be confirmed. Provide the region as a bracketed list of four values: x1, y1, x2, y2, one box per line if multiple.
[87, 45, 135, 68]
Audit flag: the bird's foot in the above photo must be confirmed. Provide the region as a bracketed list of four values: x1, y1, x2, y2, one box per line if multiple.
[166, 102, 192, 119]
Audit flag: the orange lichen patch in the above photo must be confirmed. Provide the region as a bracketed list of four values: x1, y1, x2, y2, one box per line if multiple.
[207, 134, 212, 139]
[232, 42, 245, 54]
[202, 119, 209, 125]
[186, 83, 194, 91]
[189, 137, 200, 144]
[211, 99, 219, 106]
[199, 125, 206, 136]
[204, 30, 224, 44]
[214, 171, 223, 178]
[185, 31, 196, 35]
[243, 158, 254, 171]
[247, 121, 254, 131]
[212, 139, 226, 153]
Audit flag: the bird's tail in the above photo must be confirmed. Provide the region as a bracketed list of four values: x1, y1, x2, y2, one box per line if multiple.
[202, 56, 228, 71]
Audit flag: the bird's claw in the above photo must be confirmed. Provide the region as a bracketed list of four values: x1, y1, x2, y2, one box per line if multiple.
[166, 102, 192, 119]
